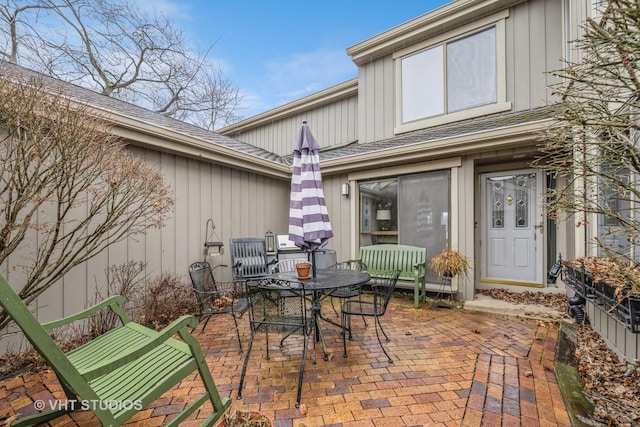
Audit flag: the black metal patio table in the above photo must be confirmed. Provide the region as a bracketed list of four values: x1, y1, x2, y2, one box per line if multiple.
[271, 268, 370, 360]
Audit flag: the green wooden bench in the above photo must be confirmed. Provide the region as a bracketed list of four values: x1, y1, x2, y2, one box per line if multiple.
[0, 273, 231, 427]
[359, 244, 427, 308]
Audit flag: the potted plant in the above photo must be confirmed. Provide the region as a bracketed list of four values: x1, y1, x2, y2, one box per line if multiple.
[295, 261, 312, 279]
[429, 248, 471, 279]
[215, 409, 273, 427]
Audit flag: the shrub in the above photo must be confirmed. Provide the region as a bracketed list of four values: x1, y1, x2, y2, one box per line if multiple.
[136, 273, 197, 330]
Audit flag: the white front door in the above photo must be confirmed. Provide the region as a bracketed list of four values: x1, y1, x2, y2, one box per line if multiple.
[481, 170, 543, 285]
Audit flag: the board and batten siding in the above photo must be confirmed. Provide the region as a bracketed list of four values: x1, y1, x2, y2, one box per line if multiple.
[221, 91, 358, 156]
[357, 0, 563, 145]
[320, 173, 353, 261]
[0, 144, 291, 352]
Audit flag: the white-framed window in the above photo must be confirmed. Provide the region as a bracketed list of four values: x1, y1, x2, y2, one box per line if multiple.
[394, 12, 510, 133]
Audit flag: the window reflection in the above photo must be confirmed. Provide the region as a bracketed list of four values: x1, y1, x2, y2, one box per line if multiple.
[359, 170, 451, 283]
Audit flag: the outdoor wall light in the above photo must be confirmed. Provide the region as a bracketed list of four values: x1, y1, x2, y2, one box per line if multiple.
[203, 218, 224, 259]
[341, 183, 350, 197]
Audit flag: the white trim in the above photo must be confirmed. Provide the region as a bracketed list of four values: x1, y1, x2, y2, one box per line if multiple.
[395, 102, 512, 135]
[218, 79, 358, 135]
[347, 157, 461, 182]
[348, 0, 520, 65]
[392, 10, 509, 59]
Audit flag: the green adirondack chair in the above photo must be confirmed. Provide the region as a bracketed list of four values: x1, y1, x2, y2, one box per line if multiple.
[0, 273, 231, 426]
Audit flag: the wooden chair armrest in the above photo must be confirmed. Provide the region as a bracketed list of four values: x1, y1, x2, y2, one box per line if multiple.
[41, 295, 128, 331]
[81, 315, 199, 380]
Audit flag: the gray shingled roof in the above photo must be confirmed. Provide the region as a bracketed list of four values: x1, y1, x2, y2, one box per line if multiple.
[283, 105, 557, 166]
[3, 61, 556, 169]
[0, 61, 284, 165]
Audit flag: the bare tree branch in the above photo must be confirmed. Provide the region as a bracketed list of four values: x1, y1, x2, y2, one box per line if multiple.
[535, 0, 640, 264]
[0, 0, 243, 129]
[0, 72, 174, 330]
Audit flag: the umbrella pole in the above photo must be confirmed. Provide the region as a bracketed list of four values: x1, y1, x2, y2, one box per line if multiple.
[311, 251, 317, 278]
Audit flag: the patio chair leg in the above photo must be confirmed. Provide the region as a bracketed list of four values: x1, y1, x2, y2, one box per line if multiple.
[341, 311, 351, 358]
[374, 317, 393, 364]
[334, 297, 368, 327]
[265, 328, 270, 360]
[198, 313, 243, 353]
[296, 331, 311, 408]
[198, 315, 212, 334]
[376, 317, 390, 342]
[237, 330, 257, 400]
[328, 296, 337, 316]
[231, 315, 243, 353]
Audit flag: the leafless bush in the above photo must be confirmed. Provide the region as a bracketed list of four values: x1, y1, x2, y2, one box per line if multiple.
[136, 273, 197, 330]
[87, 261, 148, 337]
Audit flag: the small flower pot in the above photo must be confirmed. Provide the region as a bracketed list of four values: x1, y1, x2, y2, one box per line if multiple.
[295, 262, 311, 279]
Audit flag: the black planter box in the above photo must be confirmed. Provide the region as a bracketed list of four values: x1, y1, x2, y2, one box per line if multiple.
[563, 262, 640, 333]
[617, 293, 640, 333]
[562, 262, 594, 298]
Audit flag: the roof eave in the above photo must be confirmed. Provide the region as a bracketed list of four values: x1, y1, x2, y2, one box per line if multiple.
[102, 109, 291, 180]
[218, 79, 358, 136]
[347, 0, 526, 66]
[321, 117, 552, 175]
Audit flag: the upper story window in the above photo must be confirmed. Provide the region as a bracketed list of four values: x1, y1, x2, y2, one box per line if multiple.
[394, 12, 510, 133]
[401, 26, 496, 123]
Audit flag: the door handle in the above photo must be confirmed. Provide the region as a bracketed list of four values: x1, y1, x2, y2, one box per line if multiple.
[534, 221, 544, 233]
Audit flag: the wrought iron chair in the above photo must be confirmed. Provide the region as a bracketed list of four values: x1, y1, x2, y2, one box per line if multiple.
[229, 237, 275, 280]
[237, 278, 314, 408]
[188, 262, 248, 352]
[325, 260, 369, 317]
[270, 258, 310, 274]
[340, 269, 401, 363]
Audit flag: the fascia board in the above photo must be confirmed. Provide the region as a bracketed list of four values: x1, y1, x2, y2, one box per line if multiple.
[82, 105, 291, 180]
[218, 79, 358, 135]
[347, 0, 525, 66]
[28, 85, 290, 180]
[320, 118, 552, 175]
[113, 125, 291, 180]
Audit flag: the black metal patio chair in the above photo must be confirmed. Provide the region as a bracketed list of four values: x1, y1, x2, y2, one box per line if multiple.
[270, 258, 310, 274]
[340, 269, 401, 363]
[229, 237, 276, 280]
[188, 262, 248, 352]
[325, 260, 369, 318]
[237, 277, 314, 408]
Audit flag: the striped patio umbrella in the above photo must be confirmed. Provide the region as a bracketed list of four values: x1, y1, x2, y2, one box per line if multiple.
[288, 121, 333, 276]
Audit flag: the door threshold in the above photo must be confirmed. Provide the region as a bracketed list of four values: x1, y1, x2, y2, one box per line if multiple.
[480, 278, 544, 288]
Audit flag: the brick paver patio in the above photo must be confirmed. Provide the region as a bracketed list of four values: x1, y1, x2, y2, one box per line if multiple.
[1, 295, 570, 426]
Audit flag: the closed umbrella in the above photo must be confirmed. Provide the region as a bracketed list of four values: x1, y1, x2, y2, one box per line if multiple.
[288, 121, 333, 277]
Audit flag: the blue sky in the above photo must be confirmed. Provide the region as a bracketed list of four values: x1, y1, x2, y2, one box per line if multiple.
[162, 0, 451, 122]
